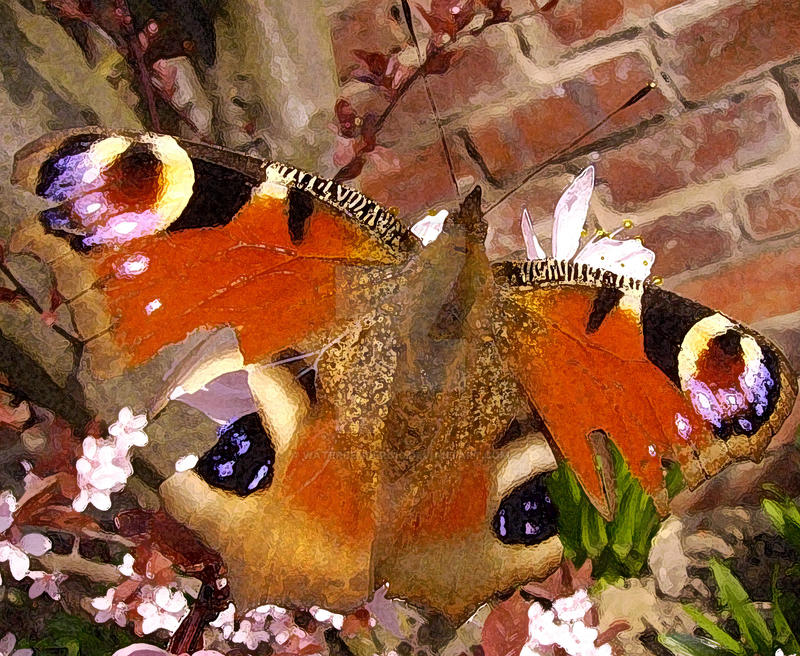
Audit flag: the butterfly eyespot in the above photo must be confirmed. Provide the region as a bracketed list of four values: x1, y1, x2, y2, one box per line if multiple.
[491, 473, 558, 546]
[678, 314, 782, 440]
[195, 413, 276, 496]
[35, 134, 195, 249]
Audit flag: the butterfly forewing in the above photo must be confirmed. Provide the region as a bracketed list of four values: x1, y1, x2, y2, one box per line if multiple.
[12, 130, 412, 376]
[491, 259, 797, 516]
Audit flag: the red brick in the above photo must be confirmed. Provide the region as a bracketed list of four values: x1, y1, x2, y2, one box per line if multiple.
[669, 240, 800, 325]
[330, 1, 408, 83]
[743, 169, 800, 241]
[358, 137, 481, 218]
[464, 51, 670, 182]
[636, 205, 735, 278]
[540, 0, 682, 45]
[656, 0, 800, 102]
[595, 89, 790, 210]
[423, 28, 536, 122]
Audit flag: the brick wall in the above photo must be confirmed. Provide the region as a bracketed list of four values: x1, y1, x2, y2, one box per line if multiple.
[326, 0, 800, 367]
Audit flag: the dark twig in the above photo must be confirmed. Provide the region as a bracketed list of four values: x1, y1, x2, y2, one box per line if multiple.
[401, 0, 460, 200]
[483, 82, 658, 218]
[0, 261, 83, 349]
[333, 7, 515, 181]
[112, 0, 161, 131]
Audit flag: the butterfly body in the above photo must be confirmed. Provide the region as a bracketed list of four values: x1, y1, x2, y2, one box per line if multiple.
[8, 130, 798, 622]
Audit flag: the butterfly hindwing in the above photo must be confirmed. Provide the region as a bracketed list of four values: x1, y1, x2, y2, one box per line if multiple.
[156, 190, 563, 622]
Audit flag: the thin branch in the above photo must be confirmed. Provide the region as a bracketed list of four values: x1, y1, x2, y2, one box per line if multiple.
[37, 550, 123, 585]
[401, 0, 460, 200]
[333, 7, 515, 181]
[0, 261, 83, 349]
[482, 82, 658, 218]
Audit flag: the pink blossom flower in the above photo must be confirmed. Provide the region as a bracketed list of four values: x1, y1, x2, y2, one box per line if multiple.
[20, 462, 41, 493]
[28, 571, 67, 600]
[0, 535, 51, 583]
[411, 210, 449, 246]
[0, 491, 52, 585]
[136, 586, 189, 635]
[91, 587, 131, 627]
[108, 407, 149, 449]
[0, 632, 33, 656]
[210, 602, 236, 639]
[0, 492, 16, 533]
[521, 165, 655, 280]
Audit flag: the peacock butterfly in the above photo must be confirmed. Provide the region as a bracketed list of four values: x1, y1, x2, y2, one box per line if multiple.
[9, 128, 798, 625]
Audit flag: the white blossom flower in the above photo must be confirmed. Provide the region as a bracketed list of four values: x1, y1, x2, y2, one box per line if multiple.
[229, 604, 287, 650]
[521, 165, 655, 280]
[73, 409, 147, 513]
[0, 542, 29, 582]
[210, 602, 236, 639]
[231, 615, 272, 650]
[310, 605, 345, 630]
[411, 209, 449, 246]
[136, 586, 189, 635]
[524, 591, 611, 656]
[73, 436, 131, 512]
[552, 588, 592, 623]
[112, 645, 225, 656]
[27, 571, 67, 600]
[118, 553, 137, 578]
[108, 407, 149, 449]
[175, 454, 198, 472]
[91, 587, 131, 627]
[0, 492, 16, 533]
[0, 493, 51, 584]
[0, 632, 33, 656]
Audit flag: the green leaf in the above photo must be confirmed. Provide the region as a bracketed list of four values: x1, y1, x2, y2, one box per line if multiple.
[666, 461, 686, 499]
[658, 633, 739, 656]
[580, 498, 608, 558]
[681, 605, 745, 656]
[22, 610, 159, 656]
[709, 559, 772, 656]
[546, 440, 663, 579]
[773, 586, 800, 654]
[762, 494, 800, 552]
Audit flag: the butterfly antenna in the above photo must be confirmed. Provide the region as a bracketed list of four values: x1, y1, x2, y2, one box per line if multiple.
[483, 81, 658, 217]
[401, 0, 461, 201]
